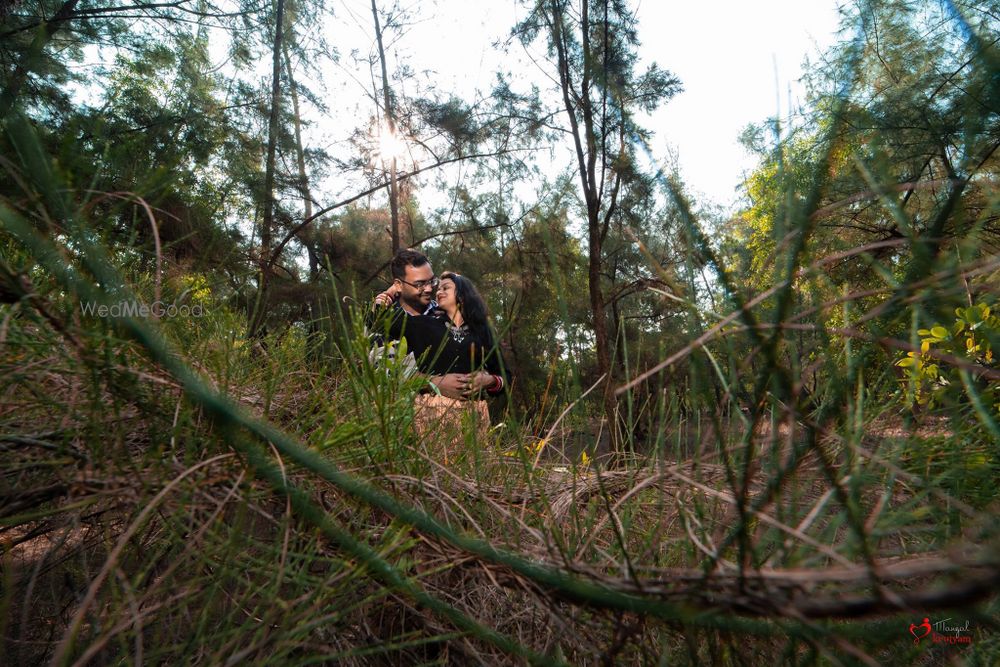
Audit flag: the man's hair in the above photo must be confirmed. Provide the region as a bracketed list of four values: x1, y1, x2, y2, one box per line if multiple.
[390, 249, 430, 280]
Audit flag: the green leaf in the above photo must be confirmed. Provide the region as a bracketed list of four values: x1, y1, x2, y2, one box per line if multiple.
[896, 357, 915, 367]
[931, 326, 949, 339]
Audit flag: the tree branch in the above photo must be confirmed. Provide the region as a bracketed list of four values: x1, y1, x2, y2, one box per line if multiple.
[360, 220, 517, 288]
[266, 148, 533, 269]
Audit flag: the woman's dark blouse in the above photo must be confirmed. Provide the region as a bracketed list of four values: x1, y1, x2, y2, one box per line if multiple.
[377, 306, 509, 394]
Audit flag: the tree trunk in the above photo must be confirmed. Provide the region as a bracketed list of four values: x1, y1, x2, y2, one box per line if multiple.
[370, 0, 402, 252]
[281, 38, 319, 281]
[588, 201, 617, 438]
[547, 0, 618, 445]
[249, 0, 285, 338]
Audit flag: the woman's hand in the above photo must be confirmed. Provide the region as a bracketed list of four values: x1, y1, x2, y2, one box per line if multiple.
[464, 371, 497, 397]
[374, 283, 400, 307]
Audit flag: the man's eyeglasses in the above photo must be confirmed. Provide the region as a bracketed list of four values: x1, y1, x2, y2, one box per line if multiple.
[398, 276, 439, 290]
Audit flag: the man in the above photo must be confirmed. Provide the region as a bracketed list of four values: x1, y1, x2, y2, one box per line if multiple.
[370, 249, 468, 399]
[378, 248, 438, 315]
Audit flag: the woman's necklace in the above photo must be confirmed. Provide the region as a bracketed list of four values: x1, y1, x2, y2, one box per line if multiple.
[446, 317, 469, 343]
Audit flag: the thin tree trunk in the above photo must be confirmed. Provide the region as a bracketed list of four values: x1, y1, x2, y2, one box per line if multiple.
[370, 0, 401, 252]
[281, 33, 325, 357]
[249, 0, 285, 337]
[281, 39, 318, 280]
[547, 0, 618, 444]
[588, 205, 616, 431]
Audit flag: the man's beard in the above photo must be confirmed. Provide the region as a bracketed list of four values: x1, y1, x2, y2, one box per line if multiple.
[400, 293, 426, 313]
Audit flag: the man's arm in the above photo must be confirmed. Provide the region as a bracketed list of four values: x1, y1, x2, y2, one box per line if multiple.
[428, 372, 469, 400]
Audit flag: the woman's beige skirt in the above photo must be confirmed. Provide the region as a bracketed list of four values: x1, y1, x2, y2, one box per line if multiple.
[412, 394, 489, 461]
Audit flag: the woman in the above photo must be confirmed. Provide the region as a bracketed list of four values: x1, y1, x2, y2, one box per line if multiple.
[373, 272, 509, 448]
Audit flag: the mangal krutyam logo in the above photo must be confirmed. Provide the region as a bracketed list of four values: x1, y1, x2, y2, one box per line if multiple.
[908, 617, 973, 645]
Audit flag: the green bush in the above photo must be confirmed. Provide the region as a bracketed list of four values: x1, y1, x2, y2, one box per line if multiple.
[896, 302, 999, 417]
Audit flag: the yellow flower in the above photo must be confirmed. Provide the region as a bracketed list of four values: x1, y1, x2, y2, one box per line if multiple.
[580, 451, 591, 466]
[179, 273, 212, 304]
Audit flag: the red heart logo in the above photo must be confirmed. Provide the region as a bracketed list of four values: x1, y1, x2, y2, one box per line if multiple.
[909, 618, 931, 643]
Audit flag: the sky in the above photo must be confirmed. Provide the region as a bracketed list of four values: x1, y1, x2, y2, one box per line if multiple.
[324, 0, 847, 212]
[635, 1, 845, 208]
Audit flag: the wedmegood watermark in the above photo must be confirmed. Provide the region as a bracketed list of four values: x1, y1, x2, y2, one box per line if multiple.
[80, 300, 206, 319]
[908, 616, 974, 645]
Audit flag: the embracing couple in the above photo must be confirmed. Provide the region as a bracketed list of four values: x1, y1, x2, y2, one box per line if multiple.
[368, 249, 509, 443]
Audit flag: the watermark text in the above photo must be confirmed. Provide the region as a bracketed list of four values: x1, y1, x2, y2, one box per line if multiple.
[80, 300, 206, 319]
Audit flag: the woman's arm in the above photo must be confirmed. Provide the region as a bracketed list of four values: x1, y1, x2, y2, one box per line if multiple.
[365, 284, 400, 334]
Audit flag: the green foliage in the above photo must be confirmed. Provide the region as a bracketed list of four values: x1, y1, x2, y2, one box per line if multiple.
[896, 302, 1000, 417]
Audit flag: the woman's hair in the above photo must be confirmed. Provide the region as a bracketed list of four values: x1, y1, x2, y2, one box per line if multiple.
[440, 272, 493, 346]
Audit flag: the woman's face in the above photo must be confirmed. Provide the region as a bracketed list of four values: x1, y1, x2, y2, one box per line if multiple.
[436, 278, 457, 310]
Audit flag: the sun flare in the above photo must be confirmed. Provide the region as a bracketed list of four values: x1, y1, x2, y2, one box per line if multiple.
[375, 129, 408, 163]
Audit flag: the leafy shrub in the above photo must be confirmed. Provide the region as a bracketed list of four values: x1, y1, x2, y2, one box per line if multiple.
[896, 302, 999, 416]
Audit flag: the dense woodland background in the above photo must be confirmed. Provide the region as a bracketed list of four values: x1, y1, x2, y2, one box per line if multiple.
[2, 0, 1000, 664]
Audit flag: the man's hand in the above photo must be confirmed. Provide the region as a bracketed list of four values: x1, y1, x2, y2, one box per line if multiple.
[464, 371, 496, 398]
[432, 372, 468, 399]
